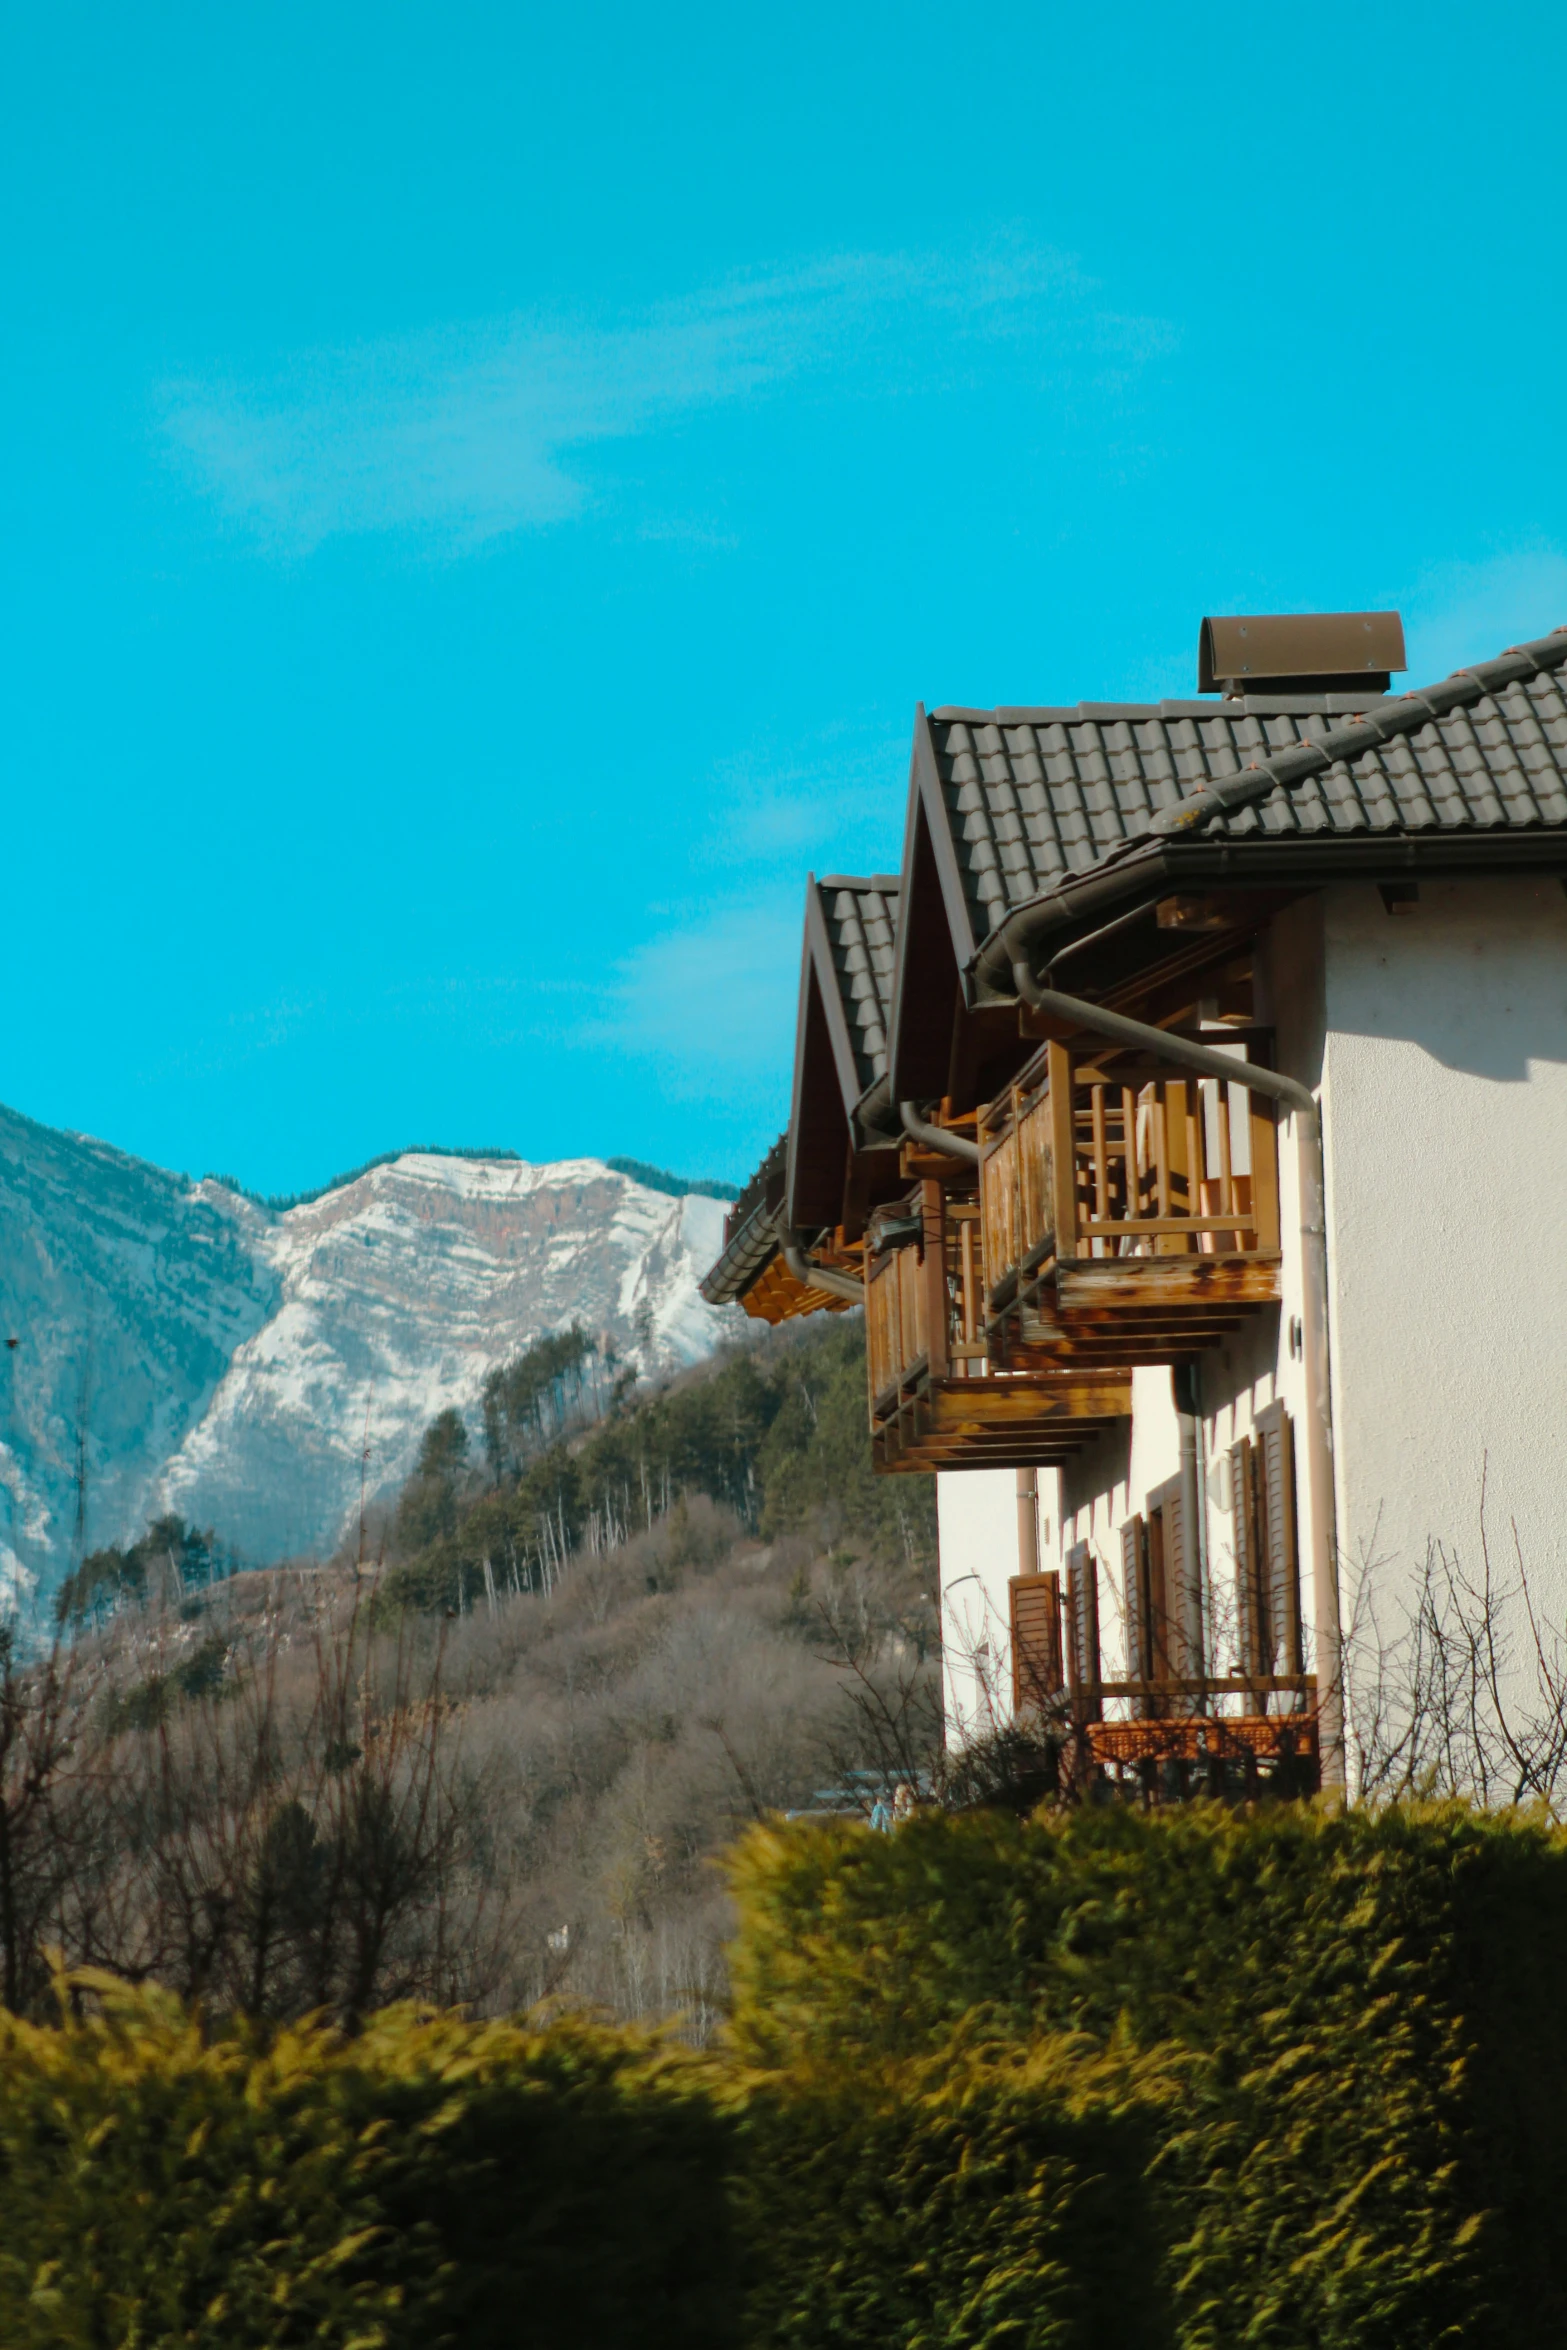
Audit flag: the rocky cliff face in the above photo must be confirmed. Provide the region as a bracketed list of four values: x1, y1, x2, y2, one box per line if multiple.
[0, 1106, 736, 1597]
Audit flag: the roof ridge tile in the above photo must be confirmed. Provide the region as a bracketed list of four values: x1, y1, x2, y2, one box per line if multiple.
[1147, 628, 1567, 840]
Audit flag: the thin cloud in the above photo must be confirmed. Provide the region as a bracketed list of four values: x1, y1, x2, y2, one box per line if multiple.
[702, 724, 908, 870]
[1402, 549, 1567, 683]
[579, 898, 799, 1086]
[158, 243, 1174, 554]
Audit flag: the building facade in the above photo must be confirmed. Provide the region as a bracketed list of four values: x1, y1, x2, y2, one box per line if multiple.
[704, 612, 1567, 1792]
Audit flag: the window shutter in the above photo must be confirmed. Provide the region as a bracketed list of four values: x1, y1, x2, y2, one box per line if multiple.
[1063, 1542, 1101, 1721]
[1146, 1502, 1170, 1689]
[1230, 1435, 1266, 1677]
[1120, 1516, 1147, 1686]
[1160, 1477, 1204, 1688]
[1142, 1479, 1196, 1716]
[1009, 1572, 1063, 1715]
[1255, 1402, 1303, 1677]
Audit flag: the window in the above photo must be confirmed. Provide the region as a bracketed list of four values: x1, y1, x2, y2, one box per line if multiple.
[1121, 1480, 1203, 1716]
[1229, 1401, 1302, 1680]
[1120, 1512, 1161, 1716]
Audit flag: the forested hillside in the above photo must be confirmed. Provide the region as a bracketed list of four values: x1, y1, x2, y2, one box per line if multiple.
[384, 1315, 936, 1612]
[18, 1319, 939, 2028]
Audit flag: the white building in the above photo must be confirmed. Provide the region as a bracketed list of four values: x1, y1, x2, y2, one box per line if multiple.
[706, 613, 1567, 1792]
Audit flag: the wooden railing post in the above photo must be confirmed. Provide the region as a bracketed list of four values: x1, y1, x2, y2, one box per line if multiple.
[1160, 1081, 1188, 1253]
[960, 1216, 977, 1372]
[920, 1179, 948, 1378]
[1249, 1090, 1281, 1255]
[1047, 1042, 1077, 1261]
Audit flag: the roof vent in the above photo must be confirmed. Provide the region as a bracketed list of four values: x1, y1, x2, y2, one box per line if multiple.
[1198, 611, 1406, 697]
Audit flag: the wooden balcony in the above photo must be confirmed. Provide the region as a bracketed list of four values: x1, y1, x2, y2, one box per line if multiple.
[979, 1037, 1282, 1368]
[864, 1178, 1130, 1471]
[1016, 1554, 1319, 1793]
[1082, 1706, 1320, 1794]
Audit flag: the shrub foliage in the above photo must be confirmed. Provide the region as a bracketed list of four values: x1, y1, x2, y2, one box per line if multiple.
[2, 1802, 1565, 2347]
[732, 2033, 1174, 2350]
[726, 1799, 1567, 2349]
[0, 1979, 735, 2350]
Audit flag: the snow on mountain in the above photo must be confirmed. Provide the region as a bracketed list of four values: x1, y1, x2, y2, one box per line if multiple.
[159, 1156, 733, 1565]
[0, 1104, 739, 1595]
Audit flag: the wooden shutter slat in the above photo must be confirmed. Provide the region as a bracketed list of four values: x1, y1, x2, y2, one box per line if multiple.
[1159, 1475, 1204, 1695]
[1010, 1571, 1063, 1715]
[1120, 1516, 1146, 1694]
[1230, 1435, 1265, 1677]
[1064, 1542, 1101, 1721]
[1255, 1401, 1303, 1678]
[1145, 1485, 1172, 1698]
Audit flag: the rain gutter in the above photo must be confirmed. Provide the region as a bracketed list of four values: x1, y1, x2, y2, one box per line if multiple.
[782, 1235, 865, 1307]
[899, 1102, 981, 1166]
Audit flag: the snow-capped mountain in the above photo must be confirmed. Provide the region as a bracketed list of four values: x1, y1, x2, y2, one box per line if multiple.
[0, 1103, 738, 1596]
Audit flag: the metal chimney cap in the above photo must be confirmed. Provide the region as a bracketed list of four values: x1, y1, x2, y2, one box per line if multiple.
[1199, 611, 1407, 696]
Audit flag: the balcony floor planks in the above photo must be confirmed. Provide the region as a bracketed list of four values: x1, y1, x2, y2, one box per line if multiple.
[995, 1300, 1256, 1370]
[918, 1374, 1131, 1423]
[875, 1421, 1125, 1471]
[1055, 1254, 1281, 1312]
[1003, 1339, 1239, 1371]
[1011, 1307, 1250, 1341]
[871, 1371, 1131, 1473]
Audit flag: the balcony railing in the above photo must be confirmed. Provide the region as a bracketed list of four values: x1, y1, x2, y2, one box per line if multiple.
[863, 1178, 1130, 1471]
[979, 1038, 1282, 1364]
[1015, 1546, 1319, 1793]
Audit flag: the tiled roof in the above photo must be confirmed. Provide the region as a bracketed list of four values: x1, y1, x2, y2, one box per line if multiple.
[699, 1190, 783, 1306]
[700, 1137, 785, 1306]
[724, 1134, 787, 1239]
[930, 627, 1567, 954]
[816, 875, 899, 1100]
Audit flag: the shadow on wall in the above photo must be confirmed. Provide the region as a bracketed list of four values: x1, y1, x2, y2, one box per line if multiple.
[1325, 878, 1567, 1081]
[1058, 1419, 1132, 1527]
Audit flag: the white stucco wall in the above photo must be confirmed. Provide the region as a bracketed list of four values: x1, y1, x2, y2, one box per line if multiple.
[1320, 877, 1567, 1642]
[1044, 1370, 1178, 1686]
[938, 1467, 1026, 1747]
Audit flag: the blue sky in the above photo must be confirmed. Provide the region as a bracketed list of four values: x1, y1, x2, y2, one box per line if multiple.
[6, 1, 1566, 1195]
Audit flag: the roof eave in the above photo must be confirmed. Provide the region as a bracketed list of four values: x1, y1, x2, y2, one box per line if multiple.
[699, 1198, 782, 1306]
[912, 704, 982, 980]
[968, 828, 1567, 996]
[805, 878, 876, 1120]
[885, 707, 978, 1100]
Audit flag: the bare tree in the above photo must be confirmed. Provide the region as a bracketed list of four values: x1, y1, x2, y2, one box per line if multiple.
[0, 1625, 100, 2014]
[10, 1569, 506, 2024]
[1345, 1474, 1567, 1810]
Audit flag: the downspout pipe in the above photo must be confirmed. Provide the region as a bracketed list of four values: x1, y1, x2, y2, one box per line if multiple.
[1011, 967, 1344, 1787]
[782, 1232, 865, 1307]
[900, 1101, 982, 1165]
[1016, 1467, 1040, 1580]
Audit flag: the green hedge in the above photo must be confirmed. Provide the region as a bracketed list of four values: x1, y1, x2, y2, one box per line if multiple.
[731, 2034, 1175, 2350]
[4, 1805, 1567, 2349]
[0, 1978, 736, 2350]
[727, 1800, 1567, 2350]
